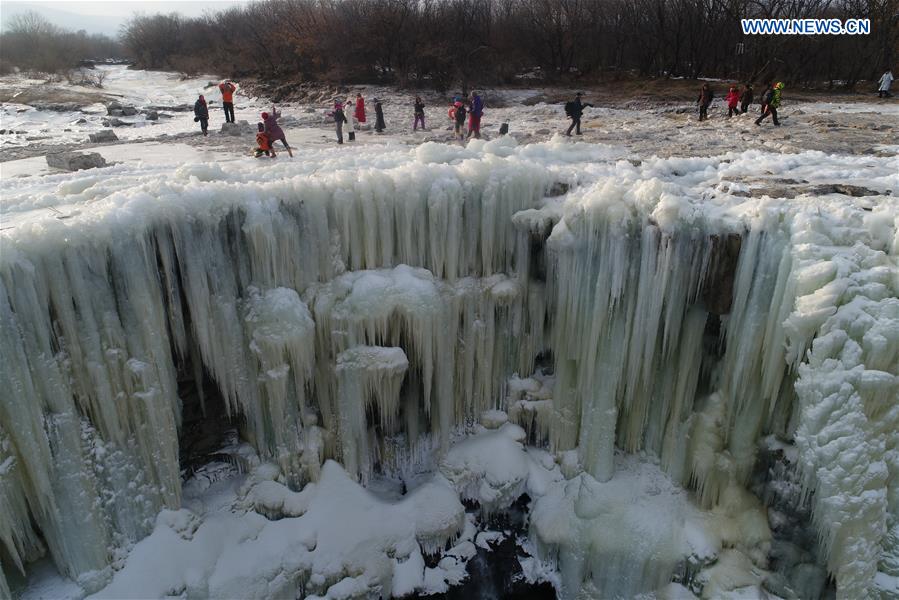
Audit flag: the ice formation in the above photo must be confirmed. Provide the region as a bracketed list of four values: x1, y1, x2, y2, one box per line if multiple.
[1, 137, 897, 598]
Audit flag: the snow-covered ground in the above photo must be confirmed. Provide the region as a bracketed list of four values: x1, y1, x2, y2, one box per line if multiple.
[2, 64, 898, 167]
[0, 66, 272, 150]
[1, 67, 898, 600]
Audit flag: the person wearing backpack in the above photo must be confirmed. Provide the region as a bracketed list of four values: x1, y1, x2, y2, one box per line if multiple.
[697, 83, 714, 121]
[565, 92, 593, 136]
[756, 82, 783, 126]
[452, 101, 467, 141]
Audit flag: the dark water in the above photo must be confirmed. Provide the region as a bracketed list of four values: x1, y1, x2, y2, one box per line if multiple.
[411, 496, 557, 600]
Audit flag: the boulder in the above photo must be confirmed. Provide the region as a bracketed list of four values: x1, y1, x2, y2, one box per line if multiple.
[101, 118, 131, 127]
[220, 120, 252, 135]
[145, 111, 159, 121]
[46, 151, 107, 171]
[89, 130, 118, 143]
[105, 101, 122, 114]
[121, 106, 138, 116]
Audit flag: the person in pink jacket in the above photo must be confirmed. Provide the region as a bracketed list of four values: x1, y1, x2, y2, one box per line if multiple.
[725, 86, 740, 118]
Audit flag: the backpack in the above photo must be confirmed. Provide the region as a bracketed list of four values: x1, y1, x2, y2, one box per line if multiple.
[564, 101, 576, 117]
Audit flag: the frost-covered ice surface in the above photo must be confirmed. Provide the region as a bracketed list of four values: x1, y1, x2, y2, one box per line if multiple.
[1, 108, 897, 600]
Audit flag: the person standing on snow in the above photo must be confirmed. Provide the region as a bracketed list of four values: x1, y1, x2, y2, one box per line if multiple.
[697, 83, 714, 121]
[451, 100, 467, 141]
[331, 101, 348, 144]
[193, 94, 209, 136]
[468, 91, 483, 139]
[565, 92, 593, 136]
[413, 96, 426, 131]
[219, 80, 237, 123]
[758, 83, 771, 115]
[878, 69, 894, 98]
[354, 93, 367, 125]
[262, 106, 293, 157]
[725, 86, 740, 118]
[756, 82, 783, 126]
[374, 98, 386, 133]
[739, 83, 754, 113]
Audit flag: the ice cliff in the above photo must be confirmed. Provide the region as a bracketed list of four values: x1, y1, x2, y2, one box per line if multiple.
[1, 137, 897, 598]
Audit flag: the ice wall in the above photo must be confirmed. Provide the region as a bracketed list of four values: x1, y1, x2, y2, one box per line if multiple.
[1, 140, 896, 598]
[0, 145, 552, 592]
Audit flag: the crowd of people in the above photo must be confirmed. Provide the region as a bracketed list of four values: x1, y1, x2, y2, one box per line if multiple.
[191, 69, 895, 156]
[696, 81, 783, 126]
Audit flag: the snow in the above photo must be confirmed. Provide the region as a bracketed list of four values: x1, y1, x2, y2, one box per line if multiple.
[2, 67, 898, 599]
[0, 66, 270, 149]
[440, 422, 536, 514]
[89, 459, 464, 599]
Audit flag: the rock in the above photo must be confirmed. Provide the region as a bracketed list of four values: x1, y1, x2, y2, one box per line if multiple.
[790, 563, 826, 599]
[46, 151, 107, 171]
[145, 111, 159, 121]
[812, 183, 879, 197]
[73, 118, 87, 124]
[108, 109, 124, 117]
[220, 121, 249, 136]
[101, 118, 131, 127]
[146, 104, 192, 112]
[701, 233, 742, 315]
[121, 106, 138, 116]
[535, 128, 550, 135]
[547, 182, 570, 197]
[106, 101, 122, 114]
[89, 130, 118, 143]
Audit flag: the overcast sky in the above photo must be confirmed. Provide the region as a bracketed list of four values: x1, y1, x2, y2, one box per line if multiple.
[1, 1, 250, 35]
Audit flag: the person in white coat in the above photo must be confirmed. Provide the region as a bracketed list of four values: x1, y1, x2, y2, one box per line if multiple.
[878, 69, 894, 98]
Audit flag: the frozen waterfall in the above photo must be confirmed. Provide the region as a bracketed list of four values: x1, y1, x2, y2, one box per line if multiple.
[1, 138, 896, 599]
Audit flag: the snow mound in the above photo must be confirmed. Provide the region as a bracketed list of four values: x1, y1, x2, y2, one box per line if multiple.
[92, 460, 465, 599]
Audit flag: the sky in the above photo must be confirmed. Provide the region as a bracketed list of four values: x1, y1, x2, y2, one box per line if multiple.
[1, 0, 250, 35]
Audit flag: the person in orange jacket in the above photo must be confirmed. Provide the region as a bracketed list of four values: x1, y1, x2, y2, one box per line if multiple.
[219, 80, 236, 123]
[254, 122, 276, 158]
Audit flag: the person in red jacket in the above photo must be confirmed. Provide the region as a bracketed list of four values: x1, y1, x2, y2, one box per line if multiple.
[725, 86, 740, 118]
[219, 80, 236, 123]
[354, 93, 366, 125]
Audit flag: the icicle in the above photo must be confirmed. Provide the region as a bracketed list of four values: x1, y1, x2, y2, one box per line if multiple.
[336, 346, 409, 481]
